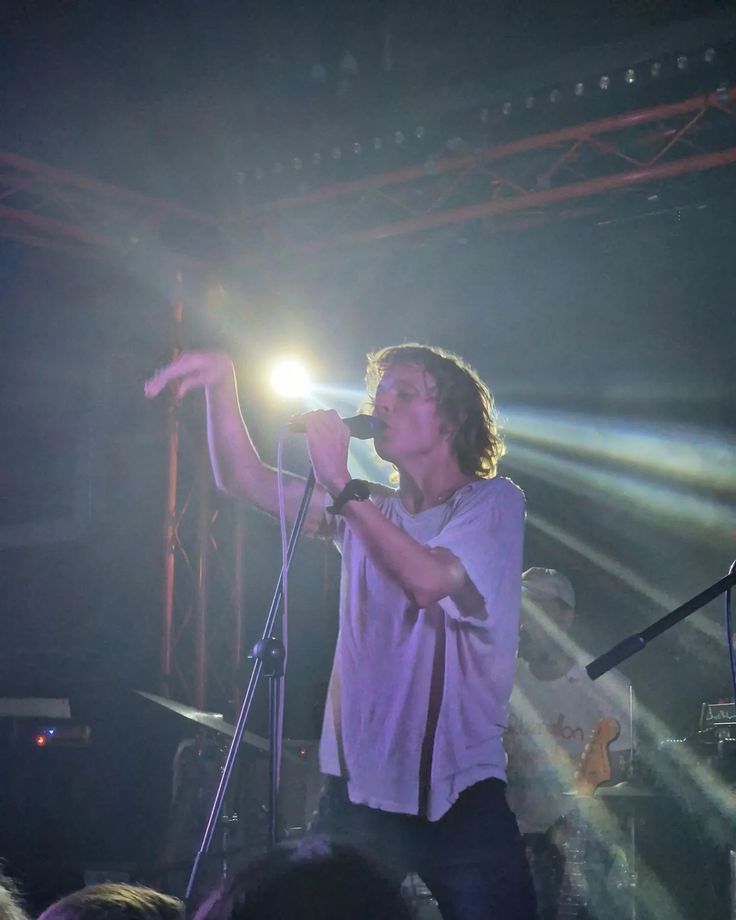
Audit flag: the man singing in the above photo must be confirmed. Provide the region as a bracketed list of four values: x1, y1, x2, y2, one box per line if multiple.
[145, 344, 535, 920]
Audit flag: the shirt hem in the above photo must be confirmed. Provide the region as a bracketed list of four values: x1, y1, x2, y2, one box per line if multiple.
[320, 763, 507, 822]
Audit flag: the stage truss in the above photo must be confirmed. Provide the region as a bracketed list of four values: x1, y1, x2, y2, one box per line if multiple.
[231, 87, 736, 259]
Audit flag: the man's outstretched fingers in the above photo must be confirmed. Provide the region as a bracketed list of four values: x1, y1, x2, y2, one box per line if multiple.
[144, 352, 203, 399]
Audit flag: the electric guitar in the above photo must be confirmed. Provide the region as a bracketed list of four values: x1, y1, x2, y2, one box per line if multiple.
[555, 717, 621, 920]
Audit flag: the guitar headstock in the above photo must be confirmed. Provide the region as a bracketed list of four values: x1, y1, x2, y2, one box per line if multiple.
[573, 716, 621, 796]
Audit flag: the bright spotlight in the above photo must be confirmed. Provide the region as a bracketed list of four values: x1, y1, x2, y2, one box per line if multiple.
[270, 359, 312, 398]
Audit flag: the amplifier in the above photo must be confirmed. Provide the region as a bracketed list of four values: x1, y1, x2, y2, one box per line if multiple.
[700, 702, 736, 729]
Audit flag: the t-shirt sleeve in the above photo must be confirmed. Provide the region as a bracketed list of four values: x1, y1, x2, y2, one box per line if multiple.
[426, 478, 526, 627]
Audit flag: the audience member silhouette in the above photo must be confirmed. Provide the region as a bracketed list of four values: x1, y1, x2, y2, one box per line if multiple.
[194, 838, 413, 920]
[0, 870, 30, 920]
[36, 884, 184, 920]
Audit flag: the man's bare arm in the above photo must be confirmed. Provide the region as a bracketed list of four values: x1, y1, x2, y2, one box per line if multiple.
[341, 499, 468, 607]
[145, 351, 328, 535]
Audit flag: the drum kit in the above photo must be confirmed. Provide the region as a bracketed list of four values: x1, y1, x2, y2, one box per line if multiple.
[137, 691, 321, 898]
[139, 688, 735, 919]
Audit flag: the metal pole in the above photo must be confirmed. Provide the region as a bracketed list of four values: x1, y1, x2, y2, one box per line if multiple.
[232, 506, 246, 713]
[160, 273, 184, 697]
[194, 431, 210, 710]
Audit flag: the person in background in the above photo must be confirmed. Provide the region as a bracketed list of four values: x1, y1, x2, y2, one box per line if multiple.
[505, 567, 632, 919]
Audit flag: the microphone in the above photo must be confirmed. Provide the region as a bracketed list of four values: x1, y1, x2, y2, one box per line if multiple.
[287, 414, 385, 440]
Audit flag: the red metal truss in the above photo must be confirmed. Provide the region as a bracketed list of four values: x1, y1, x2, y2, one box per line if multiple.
[157, 282, 247, 712]
[0, 149, 216, 264]
[2, 87, 735, 268]
[160, 414, 247, 710]
[0, 156, 229, 708]
[232, 87, 736, 259]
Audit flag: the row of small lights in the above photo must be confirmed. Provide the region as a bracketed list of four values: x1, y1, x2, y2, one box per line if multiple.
[250, 48, 719, 182]
[251, 127, 427, 180]
[490, 48, 717, 118]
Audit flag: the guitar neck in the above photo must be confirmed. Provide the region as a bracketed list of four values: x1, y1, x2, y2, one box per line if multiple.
[554, 717, 620, 920]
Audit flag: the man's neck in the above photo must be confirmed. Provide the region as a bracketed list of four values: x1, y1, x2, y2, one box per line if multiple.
[398, 461, 476, 513]
[526, 650, 576, 681]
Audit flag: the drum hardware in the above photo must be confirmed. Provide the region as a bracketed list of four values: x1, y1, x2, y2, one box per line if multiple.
[138, 690, 319, 898]
[700, 701, 736, 730]
[137, 690, 300, 762]
[564, 781, 655, 799]
[402, 874, 441, 920]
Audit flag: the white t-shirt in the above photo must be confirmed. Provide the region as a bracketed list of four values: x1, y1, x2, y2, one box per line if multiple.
[505, 660, 632, 834]
[319, 476, 526, 822]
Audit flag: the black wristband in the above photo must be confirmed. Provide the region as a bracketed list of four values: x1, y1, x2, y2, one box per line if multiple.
[327, 479, 371, 514]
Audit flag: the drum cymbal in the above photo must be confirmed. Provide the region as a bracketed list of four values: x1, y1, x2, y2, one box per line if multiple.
[594, 782, 655, 797]
[565, 781, 655, 798]
[137, 690, 299, 761]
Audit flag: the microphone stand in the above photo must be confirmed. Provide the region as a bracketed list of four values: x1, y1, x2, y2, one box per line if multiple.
[586, 568, 736, 680]
[185, 469, 316, 902]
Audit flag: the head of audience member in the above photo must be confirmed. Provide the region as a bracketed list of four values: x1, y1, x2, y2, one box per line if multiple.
[194, 837, 412, 920]
[36, 884, 184, 920]
[0, 870, 29, 920]
[519, 567, 576, 670]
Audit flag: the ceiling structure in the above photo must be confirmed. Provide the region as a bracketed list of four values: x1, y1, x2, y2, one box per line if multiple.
[1, 11, 734, 270]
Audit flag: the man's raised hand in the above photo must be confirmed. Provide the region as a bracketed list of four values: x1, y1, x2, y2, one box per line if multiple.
[144, 351, 233, 401]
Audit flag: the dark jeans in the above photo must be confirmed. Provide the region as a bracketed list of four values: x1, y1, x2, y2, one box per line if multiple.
[307, 776, 537, 920]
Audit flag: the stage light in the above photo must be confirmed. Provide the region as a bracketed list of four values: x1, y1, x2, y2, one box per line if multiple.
[525, 95, 535, 109]
[373, 136, 383, 150]
[394, 131, 405, 145]
[312, 152, 321, 166]
[676, 55, 688, 71]
[599, 75, 610, 90]
[624, 68, 636, 84]
[332, 146, 342, 160]
[574, 82, 584, 96]
[704, 47, 716, 63]
[273, 162, 283, 174]
[415, 126, 425, 139]
[270, 359, 312, 398]
[549, 89, 561, 103]
[352, 142, 362, 155]
[650, 61, 662, 77]
[480, 108, 489, 122]
[293, 157, 302, 170]
[502, 102, 512, 115]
